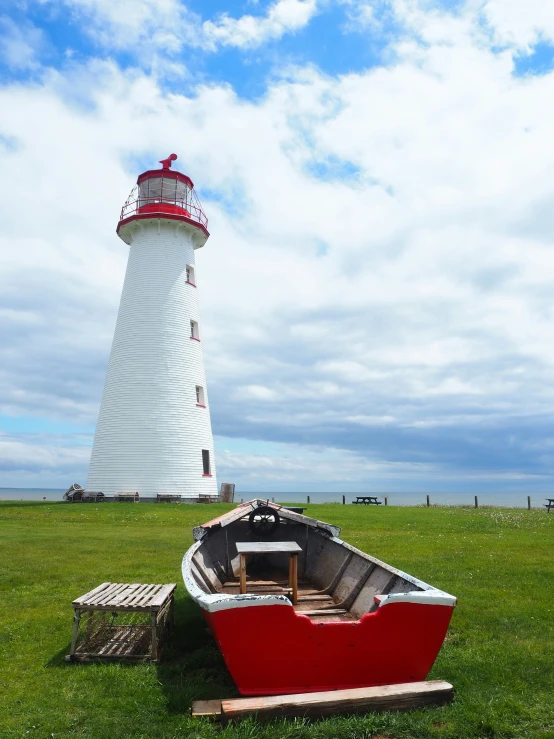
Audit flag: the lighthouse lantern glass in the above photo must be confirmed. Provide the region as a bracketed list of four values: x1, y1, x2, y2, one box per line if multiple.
[118, 168, 209, 231]
[138, 176, 190, 208]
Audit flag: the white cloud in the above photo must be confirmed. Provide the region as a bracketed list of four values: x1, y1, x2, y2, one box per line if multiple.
[202, 0, 319, 49]
[239, 385, 280, 401]
[4, 1, 554, 487]
[32, 0, 319, 58]
[0, 432, 91, 487]
[482, 0, 554, 49]
[0, 17, 46, 69]
[37, 0, 197, 55]
[216, 441, 436, 484]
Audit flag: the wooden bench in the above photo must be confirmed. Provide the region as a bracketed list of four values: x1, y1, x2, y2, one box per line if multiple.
[82, 491, 105, 503]
[352, 496, 382, 505]
[545, 498, 554, 513]
[67, 582, 176, 662]
[114, 491, 139, 502]
[198, 494, 220, 503]
[157, 494, 181, 503]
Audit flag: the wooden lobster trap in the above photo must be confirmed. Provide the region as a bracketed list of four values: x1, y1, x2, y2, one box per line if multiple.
[66, 583, 176, 662]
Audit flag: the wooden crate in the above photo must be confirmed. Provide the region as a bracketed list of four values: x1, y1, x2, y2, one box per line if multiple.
[66, 583, 176, 662]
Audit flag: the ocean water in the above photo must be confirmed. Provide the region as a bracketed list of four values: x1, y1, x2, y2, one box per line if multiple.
[0, 488, 65, 501]
[0, 487, 547, 508]
[247, 490, 544, 508]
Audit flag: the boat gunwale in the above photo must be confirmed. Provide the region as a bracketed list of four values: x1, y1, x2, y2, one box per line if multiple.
[183, 539, 293, 613]
[192, 499, 341, 541]
[183, 528, 457, 615]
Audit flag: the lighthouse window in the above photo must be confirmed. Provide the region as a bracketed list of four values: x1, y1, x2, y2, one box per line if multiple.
[202, 450, 211, 475]
[190, 320, 199, 340]
[186, 265, 196, 285]
[196, 386, 205, 406]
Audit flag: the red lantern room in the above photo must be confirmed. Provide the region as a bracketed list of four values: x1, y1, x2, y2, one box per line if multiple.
[116, 154, 210, 248]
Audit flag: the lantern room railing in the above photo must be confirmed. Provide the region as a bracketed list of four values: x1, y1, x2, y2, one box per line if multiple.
[119, 184, 208, 229]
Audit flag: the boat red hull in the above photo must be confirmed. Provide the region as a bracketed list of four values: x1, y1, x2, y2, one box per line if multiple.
[203, 600, 454, 696]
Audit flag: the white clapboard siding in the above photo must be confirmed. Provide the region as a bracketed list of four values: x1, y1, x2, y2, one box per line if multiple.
[87, 220, 217, 496]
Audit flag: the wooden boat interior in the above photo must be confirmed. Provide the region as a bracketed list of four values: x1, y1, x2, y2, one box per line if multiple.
[190, 505, 425, 622]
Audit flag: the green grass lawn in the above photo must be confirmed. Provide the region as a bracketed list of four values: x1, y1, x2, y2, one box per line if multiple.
[1, 501, 553, 739]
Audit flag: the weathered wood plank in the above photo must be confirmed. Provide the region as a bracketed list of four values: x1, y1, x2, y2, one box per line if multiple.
[111, 585, 141, 607]
[220, 681, 454, 721]
[66, 653, 152, 662]
[99, 582, 133, 604]
[306, 613, 354, 622]
[194, 502, 256, 539]
[131, 584, 160, 607]
[191, 700, 223, 718]
[73, 583, 176, 612]
[236, 542, 302, 554]
[72, 582, 110, 606]
[193, 500, 341, 541]
[239, 554, 247, 595]
[149, 584, 177, 608]
[142, 583, 168, 606]
[223, 579, 282, 587]
[290, 552, 298, 605]
[116, 584, 144, 607]
[273, 506, 341, 538]
[75, 582, 118, 606]
[223, 579, 309, 587]
[78, 582, 126, 606]
[70, 603, 161, 613]
[127, 583, 156, 607]
[127, 584, 153, 606]
[296, 608, 347, 616]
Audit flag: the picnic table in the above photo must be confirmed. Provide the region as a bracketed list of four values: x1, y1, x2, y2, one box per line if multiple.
[546, 498, 554, 513]
[352, 496, 382, 505]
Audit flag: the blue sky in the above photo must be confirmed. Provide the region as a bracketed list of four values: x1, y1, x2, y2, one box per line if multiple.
[3, 0, 554, 492]
[3, 0, 387, 86]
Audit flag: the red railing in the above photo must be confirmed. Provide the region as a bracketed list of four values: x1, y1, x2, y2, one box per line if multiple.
[119, 185, 208, 229]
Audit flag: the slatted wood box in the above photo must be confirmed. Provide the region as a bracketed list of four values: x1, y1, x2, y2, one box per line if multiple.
[66, 582, 176, 662]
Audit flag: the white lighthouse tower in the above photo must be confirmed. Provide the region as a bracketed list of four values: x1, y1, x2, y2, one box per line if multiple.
[87, 154, 217, 498]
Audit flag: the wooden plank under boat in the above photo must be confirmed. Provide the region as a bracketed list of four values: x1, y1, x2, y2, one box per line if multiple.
[182, 500, 456, 697]
[192, 680, 455, 720]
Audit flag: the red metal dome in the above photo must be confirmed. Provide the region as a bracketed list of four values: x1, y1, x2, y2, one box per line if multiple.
[117, 155, 209, 246]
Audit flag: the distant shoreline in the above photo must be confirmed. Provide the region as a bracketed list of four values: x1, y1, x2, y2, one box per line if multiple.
[0, 487, 550, 509]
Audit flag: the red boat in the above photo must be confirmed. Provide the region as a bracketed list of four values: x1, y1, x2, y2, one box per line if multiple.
[182, 500, 456, 696]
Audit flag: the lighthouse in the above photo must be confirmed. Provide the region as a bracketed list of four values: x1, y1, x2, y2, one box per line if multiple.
[87, 155, 217, 498]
